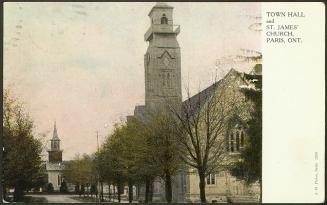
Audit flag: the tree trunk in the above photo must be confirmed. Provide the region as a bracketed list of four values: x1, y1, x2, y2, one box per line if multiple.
[113, 185, 116, 202]
[100, 181, 104, 202]
[108, 184, 112, 202]
[1, 183, 4, 202]
[3, 184, 7, 201]
[149, 179, 153, 202]
[198, 171, 206, 203]
[145, 177, 150, 203]
[13, 184, 23, 202]
[117, 183, 121, 203]
[128, 179, 133, 203]
[165, 174, 173, 203]
[136, 184, 140, 201]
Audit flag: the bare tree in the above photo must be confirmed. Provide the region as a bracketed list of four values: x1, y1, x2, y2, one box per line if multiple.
[168, 70, 248, 203]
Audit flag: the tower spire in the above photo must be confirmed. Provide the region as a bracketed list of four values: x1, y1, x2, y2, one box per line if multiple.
[53, 121, 59, 140]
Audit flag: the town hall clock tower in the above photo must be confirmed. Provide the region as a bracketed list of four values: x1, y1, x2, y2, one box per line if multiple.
[144, 2, 182, 111]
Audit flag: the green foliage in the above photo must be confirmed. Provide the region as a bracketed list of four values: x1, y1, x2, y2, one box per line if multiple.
[145, 112, 184, 179]
[94, 111, 184, 202]
[63, 154, 97, 188]
[144, 111, 184, 202]
[95, 120, 147, 189]
[2, 89, 43, 201]
[230, 75, 262, 185]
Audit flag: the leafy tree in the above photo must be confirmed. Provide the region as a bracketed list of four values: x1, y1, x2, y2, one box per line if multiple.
[125, 117, 164, 203]
[96, 119, 159, 203]
[63, 154, 96, 197]
[95, 124, 126, 203]
[95, 113, 182, 203]
[2, 89, 43, 201]
[144, 111, 184, 203]
[229, 72, 262, 200]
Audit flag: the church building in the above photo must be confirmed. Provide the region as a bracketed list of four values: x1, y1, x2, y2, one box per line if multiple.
[130, 2, 261, 203]
[46, 122, 65, 191]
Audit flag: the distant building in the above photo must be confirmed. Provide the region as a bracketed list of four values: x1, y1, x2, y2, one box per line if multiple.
[46, 122, 64, 191]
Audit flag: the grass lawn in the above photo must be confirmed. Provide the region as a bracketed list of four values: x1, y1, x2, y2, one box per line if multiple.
[23, 196, 48, 203]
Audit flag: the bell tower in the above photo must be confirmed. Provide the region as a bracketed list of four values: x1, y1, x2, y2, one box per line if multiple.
[48, 121, 63, 163]
[144, 2, 182, 111]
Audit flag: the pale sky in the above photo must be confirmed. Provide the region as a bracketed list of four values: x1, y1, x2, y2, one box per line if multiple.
[4, 2, 261, 160]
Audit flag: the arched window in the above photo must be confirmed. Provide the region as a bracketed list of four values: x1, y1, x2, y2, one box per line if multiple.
[161, 14, 168, 24]
[226, 134, 229, 152]
[230, 133, 234, 152]
[236, 132, 240, 151]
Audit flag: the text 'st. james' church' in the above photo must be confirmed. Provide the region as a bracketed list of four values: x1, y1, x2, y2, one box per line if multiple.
[144, 2, 182, 110]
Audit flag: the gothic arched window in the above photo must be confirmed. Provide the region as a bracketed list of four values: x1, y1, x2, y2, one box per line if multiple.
[236, 132, 240, 151]
[230, 133, 234, 152]
[226, 134, 229, 152]
[241, 131, 244, 147]
[161, 14, 168, 24]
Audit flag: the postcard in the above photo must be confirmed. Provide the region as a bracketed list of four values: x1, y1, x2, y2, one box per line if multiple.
[2, 2, 325, 203]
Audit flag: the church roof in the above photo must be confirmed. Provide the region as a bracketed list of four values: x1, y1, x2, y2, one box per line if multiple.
[182, 80, 221, 115]
[182, 69, 247, 116]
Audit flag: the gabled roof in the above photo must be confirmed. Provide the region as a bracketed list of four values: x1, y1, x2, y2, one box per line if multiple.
[182, 69, 243, 115]
[182, 80, 221, 115]
[183, 68, 254, 116]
